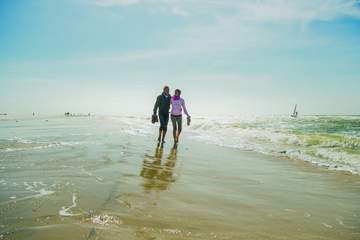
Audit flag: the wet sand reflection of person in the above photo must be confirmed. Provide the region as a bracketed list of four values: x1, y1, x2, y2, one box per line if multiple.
[140, 146, 178, 192]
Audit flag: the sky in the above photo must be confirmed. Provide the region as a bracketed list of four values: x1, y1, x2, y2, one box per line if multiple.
[0, 0, 360, 116]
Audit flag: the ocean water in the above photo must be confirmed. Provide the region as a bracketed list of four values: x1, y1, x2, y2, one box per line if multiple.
[0, 115, 360, 239]
[1, 115, 360, 175]
[188, 115, 360, 175]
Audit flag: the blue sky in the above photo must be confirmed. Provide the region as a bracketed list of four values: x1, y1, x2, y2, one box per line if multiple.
[0, 0, 359, 116]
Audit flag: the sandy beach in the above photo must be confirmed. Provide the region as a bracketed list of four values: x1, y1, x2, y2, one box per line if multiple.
[0, 116, 359, 239]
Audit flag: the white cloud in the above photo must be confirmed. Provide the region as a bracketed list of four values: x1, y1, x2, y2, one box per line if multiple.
[92, 0, 191, 15]
[91, 0, 360, 53]
[236, 0, 360, 22]
[93, 0, 140, 6]
[13, 0, 359, 70]
[92, 0, 360, 21]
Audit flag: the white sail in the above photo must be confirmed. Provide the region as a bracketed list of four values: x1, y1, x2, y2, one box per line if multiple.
[291, 104, 298, 118]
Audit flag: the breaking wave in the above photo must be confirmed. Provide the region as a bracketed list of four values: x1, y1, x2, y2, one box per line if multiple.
[188, 115, 360, 175]
[0, 137, 80, 153]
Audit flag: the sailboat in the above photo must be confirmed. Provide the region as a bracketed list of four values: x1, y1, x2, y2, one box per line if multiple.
[291, 104, 298, 118]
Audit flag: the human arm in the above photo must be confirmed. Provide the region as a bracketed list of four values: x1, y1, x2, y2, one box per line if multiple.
[153, 96, 160, 115]
[181, 99, 190, 118]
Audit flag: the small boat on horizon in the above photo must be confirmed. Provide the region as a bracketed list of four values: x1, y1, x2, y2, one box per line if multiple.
[291, 104, 298, 118]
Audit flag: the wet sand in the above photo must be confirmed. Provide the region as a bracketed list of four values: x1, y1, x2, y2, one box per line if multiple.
[0, 118, 360, 239]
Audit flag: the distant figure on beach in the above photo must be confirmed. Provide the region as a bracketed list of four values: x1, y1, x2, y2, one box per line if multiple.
[170, 89, 190, 148]
[153, 86, 171, 147]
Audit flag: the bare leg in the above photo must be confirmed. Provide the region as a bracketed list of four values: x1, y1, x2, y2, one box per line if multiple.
[176, 118, 182, 143]
[171, 116, 177, 145]
[176, 130, 181, 143]
[173, 129, 177, 144]
[172, 121, 177, 144]
[162, 128, 167, 143]
[158, 128, 162, 142]
[160, 129, 166, 148]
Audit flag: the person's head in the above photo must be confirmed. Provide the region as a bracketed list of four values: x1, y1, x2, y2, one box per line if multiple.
[163, 86, 170, 95]
[174, 89, 181, 96]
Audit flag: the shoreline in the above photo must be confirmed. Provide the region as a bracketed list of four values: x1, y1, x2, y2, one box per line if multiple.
[1, 115, 359, 176]
[0, 117, 359, 239]
[207, 142, 360, 179]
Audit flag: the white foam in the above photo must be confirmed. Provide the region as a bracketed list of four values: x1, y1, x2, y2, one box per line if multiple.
[81, 169, 103, 182]
[23, 181, 47, 191]
[35, 188, 55, 198]
[163, 229, 182, 235]
[0, 139, 81, 153]
[304, 212, 311, 218]
[24, 182, 33, 190]
[322, 223, 333, 228]
[90, 214, 121, 225]
[0, 188, 55, 205]
[59, 193, 81, 217]
[187, 117, 360, 175]
[336, 216, 345, 226]
[124, 128, 149, 136]
[10, 137, 33, 144]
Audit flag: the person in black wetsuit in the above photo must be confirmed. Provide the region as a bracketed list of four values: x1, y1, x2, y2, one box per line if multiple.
[153, 86, 171, 147]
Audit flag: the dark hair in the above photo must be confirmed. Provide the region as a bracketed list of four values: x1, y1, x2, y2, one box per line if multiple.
[163, 85, 169, 91]
[175, 89, 181, 95]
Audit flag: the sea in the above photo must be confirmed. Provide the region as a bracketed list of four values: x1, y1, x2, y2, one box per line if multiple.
[2, 115, 358, 175]
[0, 115, 359, 239]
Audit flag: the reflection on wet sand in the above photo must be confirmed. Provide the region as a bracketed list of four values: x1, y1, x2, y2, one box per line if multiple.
[140, 146, 178, 191]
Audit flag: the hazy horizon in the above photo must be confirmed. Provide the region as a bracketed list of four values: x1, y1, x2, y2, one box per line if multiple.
[1, 0, 360, 116]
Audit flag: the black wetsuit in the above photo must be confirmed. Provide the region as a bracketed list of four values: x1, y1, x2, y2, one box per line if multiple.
[153, 93, 171, 130]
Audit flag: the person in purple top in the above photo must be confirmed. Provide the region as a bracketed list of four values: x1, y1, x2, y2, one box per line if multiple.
[170, 89, 191, 148]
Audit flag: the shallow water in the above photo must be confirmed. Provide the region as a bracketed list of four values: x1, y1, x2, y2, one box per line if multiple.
[0, 116, 359, 239]
[189, 115, 360, 174]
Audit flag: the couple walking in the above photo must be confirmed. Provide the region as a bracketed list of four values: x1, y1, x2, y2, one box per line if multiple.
[152, 86, 190, 148]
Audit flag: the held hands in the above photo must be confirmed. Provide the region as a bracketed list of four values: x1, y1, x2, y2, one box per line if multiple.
[187, 116, 191, 126]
